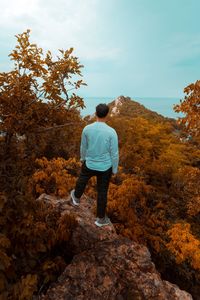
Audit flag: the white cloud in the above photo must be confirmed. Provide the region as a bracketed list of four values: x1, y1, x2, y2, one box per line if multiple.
[0, 0, 121, 61]
[0, 0, 39, 19]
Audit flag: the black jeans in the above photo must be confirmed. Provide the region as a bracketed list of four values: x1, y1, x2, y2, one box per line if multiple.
[74, 161, 112, 218]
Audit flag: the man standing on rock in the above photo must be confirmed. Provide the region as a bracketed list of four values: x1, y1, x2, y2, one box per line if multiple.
[70, 103, 119, 227]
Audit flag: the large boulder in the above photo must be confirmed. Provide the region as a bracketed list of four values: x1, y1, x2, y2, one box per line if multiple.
[38, 194, 192, 300]
[37, 193, 116, 255]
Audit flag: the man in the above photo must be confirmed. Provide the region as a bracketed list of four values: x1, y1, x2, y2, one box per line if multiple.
[70, 103, 119, 227]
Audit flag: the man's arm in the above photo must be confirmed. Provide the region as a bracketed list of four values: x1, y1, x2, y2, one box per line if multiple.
[110, 130, 119, 174]
[80, 128, 87, 162]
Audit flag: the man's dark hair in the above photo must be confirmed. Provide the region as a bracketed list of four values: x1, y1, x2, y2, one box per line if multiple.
[96, 103, 109, 118]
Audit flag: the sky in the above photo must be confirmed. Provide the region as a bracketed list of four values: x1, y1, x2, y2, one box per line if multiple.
[1, 0, 200, 99]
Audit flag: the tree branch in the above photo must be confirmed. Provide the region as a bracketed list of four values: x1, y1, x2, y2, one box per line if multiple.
[35, 122, 81, 133]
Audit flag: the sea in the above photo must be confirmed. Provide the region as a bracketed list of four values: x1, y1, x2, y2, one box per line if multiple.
[80, 96, 182, 119]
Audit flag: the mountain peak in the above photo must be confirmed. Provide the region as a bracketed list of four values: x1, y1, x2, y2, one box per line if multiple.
[108, 95, 172, 122]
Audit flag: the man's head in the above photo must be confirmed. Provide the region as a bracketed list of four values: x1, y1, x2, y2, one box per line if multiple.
[96, 103, 109, 119]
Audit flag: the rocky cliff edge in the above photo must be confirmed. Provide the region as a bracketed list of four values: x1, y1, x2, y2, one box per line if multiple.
[38, 193, 192, 300]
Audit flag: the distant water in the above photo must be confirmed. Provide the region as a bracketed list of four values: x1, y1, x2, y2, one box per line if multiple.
[80, 96, 182, 119]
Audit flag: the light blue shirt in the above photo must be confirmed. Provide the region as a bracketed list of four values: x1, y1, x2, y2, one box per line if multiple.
[80, 121, 119, 173]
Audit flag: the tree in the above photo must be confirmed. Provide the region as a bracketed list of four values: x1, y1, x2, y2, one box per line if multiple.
[174, 81, 200, 139]
[167, 222, 200, 270]
[0, 29, 86, 157]
[0, 30, 86, 299]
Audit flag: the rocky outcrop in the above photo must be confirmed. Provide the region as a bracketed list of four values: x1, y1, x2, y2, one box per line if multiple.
[38, 194, 192, 300]
[37, 193, 116, 255]
[110, 96, 124, 116]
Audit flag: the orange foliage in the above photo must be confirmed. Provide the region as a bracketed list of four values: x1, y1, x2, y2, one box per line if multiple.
[31, 157, 81, 197]
[174, 80, 200, 139]
[167, 223, 200, 270]
[87, 170, 152, 242]
[12, 274, 38, 300]
[1, 30, 200, 298]
[173, 166, 200, 216]
[0, 30, 85, 298]
[0, 29, 86, 161]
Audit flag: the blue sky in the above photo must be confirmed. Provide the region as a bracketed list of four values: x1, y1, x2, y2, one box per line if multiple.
[1, 0, 200, 98]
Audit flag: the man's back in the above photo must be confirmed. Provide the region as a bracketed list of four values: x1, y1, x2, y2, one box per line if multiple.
[81, 121, 119, 173]
[71, 103, 119, 227]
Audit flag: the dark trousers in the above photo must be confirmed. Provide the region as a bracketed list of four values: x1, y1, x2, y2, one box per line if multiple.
[74, 161, 112, 218]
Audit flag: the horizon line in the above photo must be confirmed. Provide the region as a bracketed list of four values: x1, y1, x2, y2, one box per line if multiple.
[81, 95, 182, 99]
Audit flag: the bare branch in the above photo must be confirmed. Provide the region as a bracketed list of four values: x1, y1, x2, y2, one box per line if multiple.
[35, 122, 81, 133]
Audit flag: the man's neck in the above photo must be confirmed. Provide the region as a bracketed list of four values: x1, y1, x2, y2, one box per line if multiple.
[96, 117, 106, 123]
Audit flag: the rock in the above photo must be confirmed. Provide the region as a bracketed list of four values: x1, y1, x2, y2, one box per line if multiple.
[38, 194, 192, 300]
[110, 96, 124, 116]
[37, 193, 116, 254]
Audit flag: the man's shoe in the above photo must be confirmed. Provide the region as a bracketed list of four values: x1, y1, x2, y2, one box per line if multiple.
[70, 189, 80, 206]
[95, 215, 111, 227]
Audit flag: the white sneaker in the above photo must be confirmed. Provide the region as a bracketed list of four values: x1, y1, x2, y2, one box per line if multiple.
[70, 189, 80, 206]
[95, 215, 111, 227]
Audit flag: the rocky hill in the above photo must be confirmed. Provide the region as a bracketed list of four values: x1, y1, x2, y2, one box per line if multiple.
[108, 96, 175, 123]
[39, 193, 192, 300]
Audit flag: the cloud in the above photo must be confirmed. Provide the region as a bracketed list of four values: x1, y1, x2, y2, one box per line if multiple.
[1, 0, 199, 98]
[1, 0, 39, 21]
[0, 0, 121, 62]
